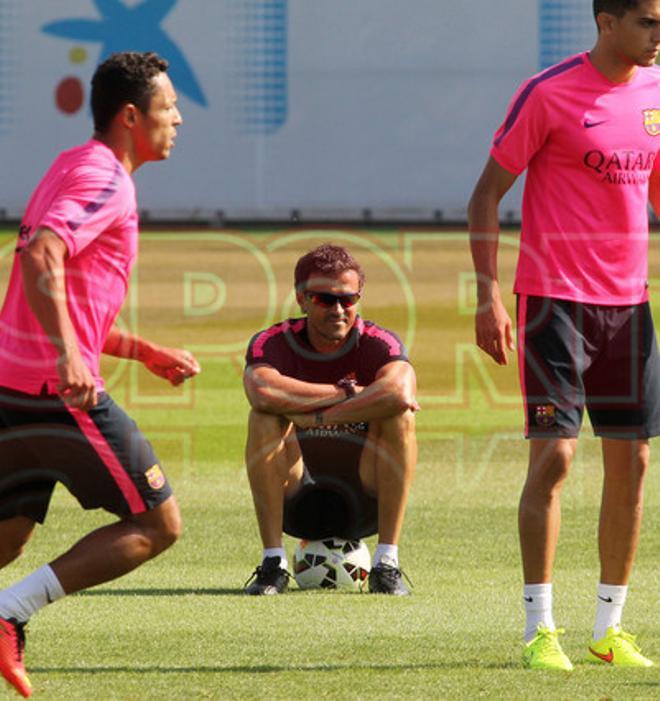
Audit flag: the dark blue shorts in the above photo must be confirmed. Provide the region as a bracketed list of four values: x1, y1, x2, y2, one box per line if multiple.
[0, 387, 172, 523]
[517, 296, 660, 439]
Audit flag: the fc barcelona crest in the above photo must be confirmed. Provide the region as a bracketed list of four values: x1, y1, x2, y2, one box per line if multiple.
[643, 109, 660, 136]
[145, 464, 166, 490]
[534, 404, 556, 427]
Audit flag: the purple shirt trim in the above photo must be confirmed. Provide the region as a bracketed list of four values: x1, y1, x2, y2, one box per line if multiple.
[67, 161, 123, 232]
[494, 55, 584, 147]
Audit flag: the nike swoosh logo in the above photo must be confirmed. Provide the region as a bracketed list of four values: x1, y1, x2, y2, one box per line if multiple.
[524, 596, 534, 602]
[584, 120, 607, 128]
[598, 596, 613, 603]
[589, 646, 614, 663]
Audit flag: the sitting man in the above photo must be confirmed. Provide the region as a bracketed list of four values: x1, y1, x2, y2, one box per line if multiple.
[243, 243, 418, 595]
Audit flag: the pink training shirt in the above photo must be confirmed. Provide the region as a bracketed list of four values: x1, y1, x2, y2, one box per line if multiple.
[491, 52, 660, 305]
[0, 139, 138, 393]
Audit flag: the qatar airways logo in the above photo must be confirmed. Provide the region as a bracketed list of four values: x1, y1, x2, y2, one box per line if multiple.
[583, 150, 656, 184]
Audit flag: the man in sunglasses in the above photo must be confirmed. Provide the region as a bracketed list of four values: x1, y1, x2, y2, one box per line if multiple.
[243, 243, 418, 595]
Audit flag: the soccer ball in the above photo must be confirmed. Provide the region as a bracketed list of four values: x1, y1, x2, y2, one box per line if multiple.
[293, 538, 371, 591]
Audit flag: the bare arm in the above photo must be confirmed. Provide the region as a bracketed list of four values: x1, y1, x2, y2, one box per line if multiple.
[468, 156, 518, 366]
[243, 364, 348, 413]
[20, 228, 97, 410]
[285, 360, 418, 428]
[103, 327, 201, 386]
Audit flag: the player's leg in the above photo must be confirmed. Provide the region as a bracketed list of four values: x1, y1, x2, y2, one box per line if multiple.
[0, 392, 179, 697]
[584, 302, 658, 666]
[48, 495, 180, 593]
[584, 438, 653, 666]
[517, 296, 588, 670]
[0, 503, 172, 699]
[0, 402, 53, 698]
[244, 408, 303, 594]
[360, 408, 416, 595]
[519, 438, 576, 584]
[599, 439, 647, 586]
[0, 517, 36, 569]
[518, 438, 576, 671]
[360, 409, 416, 547]
[1, 496, 180, 618]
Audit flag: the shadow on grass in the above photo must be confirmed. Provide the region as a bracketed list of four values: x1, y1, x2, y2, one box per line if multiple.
[31, 661, 519, 674]
[76, 587, 343, 597]
[76, 588, 245, 597]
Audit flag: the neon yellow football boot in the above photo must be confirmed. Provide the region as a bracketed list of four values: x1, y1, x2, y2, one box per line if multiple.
[523, 625, 574, 671]
[587, 626, 654, 667]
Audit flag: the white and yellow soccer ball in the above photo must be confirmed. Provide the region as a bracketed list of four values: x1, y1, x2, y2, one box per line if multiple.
[293, 538, 371, 591]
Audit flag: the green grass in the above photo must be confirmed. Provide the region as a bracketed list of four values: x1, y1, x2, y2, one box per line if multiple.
[0, 230, 658, 699]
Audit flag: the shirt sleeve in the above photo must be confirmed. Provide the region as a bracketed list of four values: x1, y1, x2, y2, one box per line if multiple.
[360, 324, 410, 382]
[245, 325, 285, 371]
[490, 77, 551, 176]
[38, 161, 133, 258]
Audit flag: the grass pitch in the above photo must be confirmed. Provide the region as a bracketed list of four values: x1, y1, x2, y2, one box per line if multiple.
[0, 229, 658, 700]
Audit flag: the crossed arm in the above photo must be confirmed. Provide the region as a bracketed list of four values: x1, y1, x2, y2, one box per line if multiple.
[243, 359, 418, 428]
[20, 228, 199, 411]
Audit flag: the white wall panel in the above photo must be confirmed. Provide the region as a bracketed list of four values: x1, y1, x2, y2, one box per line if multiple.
[0, 1, 596, 222]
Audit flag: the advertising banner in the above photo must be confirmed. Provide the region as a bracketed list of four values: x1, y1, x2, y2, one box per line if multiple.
[0, 1, 596, 222]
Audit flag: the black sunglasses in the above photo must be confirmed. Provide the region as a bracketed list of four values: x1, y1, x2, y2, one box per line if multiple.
[304, 291, 361, 308]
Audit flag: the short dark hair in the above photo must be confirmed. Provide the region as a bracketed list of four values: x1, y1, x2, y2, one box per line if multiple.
[593, 0, 641, 19]
[91, 51, 169, 133]
[294, 244, 366, 292]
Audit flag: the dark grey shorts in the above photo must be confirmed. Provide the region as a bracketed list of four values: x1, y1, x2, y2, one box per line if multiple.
[0, 388, 172, 523]
[517, 296, 660, 439]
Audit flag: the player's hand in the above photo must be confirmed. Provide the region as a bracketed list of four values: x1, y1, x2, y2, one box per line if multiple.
[143, 346, 201, 386]
[475, 295, 515, 365]
[57, 348, 98, 411]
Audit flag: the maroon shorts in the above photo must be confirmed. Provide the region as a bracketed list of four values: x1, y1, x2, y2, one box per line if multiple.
[283, 424, 377, 540]
[0, 387, 172, 523]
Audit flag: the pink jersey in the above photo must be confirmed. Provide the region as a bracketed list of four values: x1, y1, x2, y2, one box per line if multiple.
[491, 52, 660, 304]
[0, 139, 138, 393]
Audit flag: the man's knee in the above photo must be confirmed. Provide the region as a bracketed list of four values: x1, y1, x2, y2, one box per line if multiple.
[375, 408, 416, 437]
[246, 409, 299, 475]
[527, 439, 576, 493]
[131, 497, 182, 557]
[248, 408, 288, 434]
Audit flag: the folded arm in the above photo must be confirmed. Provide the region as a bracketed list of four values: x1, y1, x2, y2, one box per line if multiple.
[284, 360, 418, 428]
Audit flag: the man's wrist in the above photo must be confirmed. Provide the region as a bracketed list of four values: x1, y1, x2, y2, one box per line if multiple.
[135, 337, 156, 363]
[336, 377, 357, 399]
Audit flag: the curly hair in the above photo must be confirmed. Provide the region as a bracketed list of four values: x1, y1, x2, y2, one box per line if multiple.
[91, 51, 169, 133]
[294, 244, 366, 292]
[593, 0, 641, 19]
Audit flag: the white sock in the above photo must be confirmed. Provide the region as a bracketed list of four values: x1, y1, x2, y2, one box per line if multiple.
[373, 543, 398, 567]
[593, 583, 627, 641]
[263, 547, 288, 570]
[0, 565, 65, 623]
[524, 583, 555, 643]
